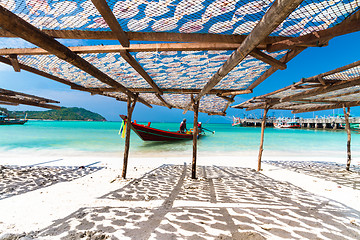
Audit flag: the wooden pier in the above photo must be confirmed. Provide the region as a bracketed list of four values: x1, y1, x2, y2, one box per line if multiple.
[239, 117, 360, 129]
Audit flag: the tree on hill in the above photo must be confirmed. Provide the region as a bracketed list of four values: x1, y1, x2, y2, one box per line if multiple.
[1, 107, 106, 121]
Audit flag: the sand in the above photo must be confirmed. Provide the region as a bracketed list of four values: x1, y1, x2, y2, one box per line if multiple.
[0, 154, 359, 239]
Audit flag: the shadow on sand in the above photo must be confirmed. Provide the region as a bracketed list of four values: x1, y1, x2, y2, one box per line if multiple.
[264, 160, 360, 190]
[34, 164, 360, 240]
[0, 165, 102, 200]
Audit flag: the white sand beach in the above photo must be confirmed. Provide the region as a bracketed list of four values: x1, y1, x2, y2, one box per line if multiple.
[0, 153, 359, 239]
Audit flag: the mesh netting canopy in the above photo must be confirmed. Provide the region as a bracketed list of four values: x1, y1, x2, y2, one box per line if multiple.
[232, 60, 360, 113]
[0, 0, 359, 114]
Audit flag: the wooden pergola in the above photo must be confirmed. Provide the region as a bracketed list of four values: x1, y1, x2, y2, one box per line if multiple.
[232, 60, 360, 172]
[0, 88, 60, 109]
[0, 0, 359, 178]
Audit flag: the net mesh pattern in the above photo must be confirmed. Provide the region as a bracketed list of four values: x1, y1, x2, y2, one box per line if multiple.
[103, 92, 228, 113]
[15, 54, 109, 88]
[323, 66, 360, 81]
[1, 0, 359, 37]
[79, 53, 151, 88]
[217, 49, 288, 89]
[131, 49, 287, 90]
[102, 92, 127, 100]
[307, 85, 360, 100]
[266, 88, 305, 99]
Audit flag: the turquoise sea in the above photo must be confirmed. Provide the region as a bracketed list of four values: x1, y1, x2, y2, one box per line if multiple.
[0, 120, 359, 160]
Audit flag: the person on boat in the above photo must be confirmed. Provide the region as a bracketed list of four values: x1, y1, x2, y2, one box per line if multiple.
[180, 119, 187, 133]
[198, 122, 203, 133]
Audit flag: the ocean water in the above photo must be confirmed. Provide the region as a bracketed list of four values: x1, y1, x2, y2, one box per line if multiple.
[0, 120, 359, 159]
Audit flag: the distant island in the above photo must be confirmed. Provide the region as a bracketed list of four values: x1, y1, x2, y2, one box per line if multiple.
[0, 107, 106, 121]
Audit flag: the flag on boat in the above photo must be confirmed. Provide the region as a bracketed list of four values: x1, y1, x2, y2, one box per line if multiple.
[118, 119, 127, 138]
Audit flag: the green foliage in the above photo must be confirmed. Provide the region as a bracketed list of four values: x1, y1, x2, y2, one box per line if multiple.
[0, 107, 9, 115]
[2, 107, 106, 121]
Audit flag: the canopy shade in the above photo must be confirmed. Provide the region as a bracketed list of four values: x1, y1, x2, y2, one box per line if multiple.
[0, 0, 359, 115]
[232, 60, 360, 113]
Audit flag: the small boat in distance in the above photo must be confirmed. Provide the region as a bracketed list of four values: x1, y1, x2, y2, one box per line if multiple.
[0, 113, 27, 125]
[120, 115, 203, 141]
[274, 118, 300, 129]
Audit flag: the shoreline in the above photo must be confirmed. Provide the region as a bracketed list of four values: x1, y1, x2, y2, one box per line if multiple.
[0, 147, 359, 167]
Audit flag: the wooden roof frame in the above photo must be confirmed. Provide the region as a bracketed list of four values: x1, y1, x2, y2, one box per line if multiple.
[0, 2, 359, 115]
[0, 88, 60, 109]
[232, 60, 360, 114]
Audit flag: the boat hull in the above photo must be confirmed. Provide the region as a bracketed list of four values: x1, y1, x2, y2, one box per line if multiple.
[120, 115, 194, 141]
[0, 120, 27, 125]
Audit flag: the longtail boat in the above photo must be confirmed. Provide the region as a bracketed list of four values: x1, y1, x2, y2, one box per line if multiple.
[120, 115, 200, 141]
[0, 113, 27, 125]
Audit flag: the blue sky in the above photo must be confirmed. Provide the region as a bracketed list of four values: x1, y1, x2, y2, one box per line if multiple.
[0, 31, 359, 123]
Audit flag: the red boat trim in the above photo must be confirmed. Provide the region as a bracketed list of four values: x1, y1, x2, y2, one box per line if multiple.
[136, 129, 191, 140]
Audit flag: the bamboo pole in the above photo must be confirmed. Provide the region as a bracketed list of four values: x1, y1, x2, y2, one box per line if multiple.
[258, 106, 270, 171]
[343, 105, 352, 171]
[192, 100, 199, 179]
[122, 95, 138, 179]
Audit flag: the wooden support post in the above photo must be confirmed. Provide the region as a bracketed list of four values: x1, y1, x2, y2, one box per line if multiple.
[192, 99, 199, 179]
[9, 54, 20, 72]
[122, 94, 138, 179]
[258, 106, 270, 171]
[343, 106, 351, 171]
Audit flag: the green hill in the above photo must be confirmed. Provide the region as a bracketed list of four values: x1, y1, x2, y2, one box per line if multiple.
[3, 107, 106, 121]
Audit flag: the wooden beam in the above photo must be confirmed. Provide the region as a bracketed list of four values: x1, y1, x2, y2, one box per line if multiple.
[0, 88, 59, 103]
[281, 76, 360, 102]
[119, 50, 163, 95]
[207, 112, 225, 116]
[9, 54, 20, 72]
[91, 0, 129, 47]
[0, 56, 87, 90]
[303, 60, 360, 82]
[258, 105, 270, 171]
[291, 101, 360, 113]
[315, 89, 360, 101]
[0, 101, 18, 106]
[183, 0, 304, 113]
[0, 6, 132, 97]
[122, 95, 138, 179]
[249, 48, 287, 70]
[291, 83, 324, 89]
[267, 9, 360, 52]
[0, 6, 152, 108]
[220, 89, 252, 96]
[0, 29, 292, 46]
[343, 106, 352, 171]
[222, 95, 235, 114]
[293, 99, 353, 104]
[192, 99, 199, 179]
[155, 93, 172, 109]
[0, 43, 244, 55]
[0, 56, 148, 107]
[73, 87, 238, 95]
[247, 47, 306, 90]
[216, 94, 234, 102]
[0, 95, 60, 109]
